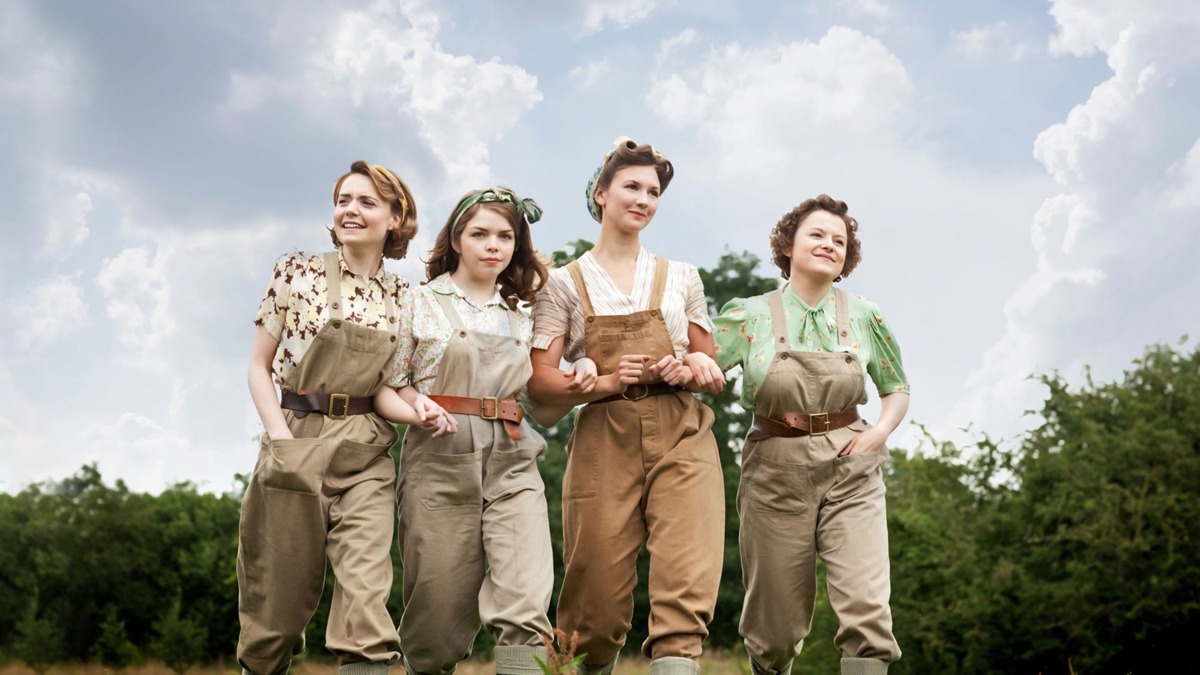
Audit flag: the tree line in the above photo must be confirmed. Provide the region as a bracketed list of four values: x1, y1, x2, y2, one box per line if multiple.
[1, 247, 1197, 674]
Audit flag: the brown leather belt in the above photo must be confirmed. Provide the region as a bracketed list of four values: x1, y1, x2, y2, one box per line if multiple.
[281, 391, 374, 419]
[592, 382, 686, 405]
[429, 395, 524, 440]
[749, 408, 861, 440]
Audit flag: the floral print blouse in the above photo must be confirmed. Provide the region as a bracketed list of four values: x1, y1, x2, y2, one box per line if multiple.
[384, 273, 533, 394]
[254, 250, 408, 388]
[713, 284, 909, 408]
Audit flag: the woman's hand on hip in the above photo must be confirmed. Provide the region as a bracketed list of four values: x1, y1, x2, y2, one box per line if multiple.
[838, 426, 889, 457]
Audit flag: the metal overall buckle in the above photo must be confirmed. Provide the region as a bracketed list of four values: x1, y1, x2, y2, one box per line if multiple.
[479, 397, 499, 420]
[328, 393, 350, 420]
[622, 384, 649, 401]
[808, 412, 830, 436]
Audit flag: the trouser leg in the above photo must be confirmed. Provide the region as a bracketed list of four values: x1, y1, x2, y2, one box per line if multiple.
[397, 449, 486, 674]
[557, 405, 647, 670]
[819, 450, 900, 663]
[737, 437, 820, 674]
[641, 397, 724, 660]
[325, 443, 402, 666]
[237, 439, 329, 675]
[478, 468, 553, 649]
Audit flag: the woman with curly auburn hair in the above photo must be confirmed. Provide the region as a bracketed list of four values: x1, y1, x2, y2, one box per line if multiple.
[714, 194, 910, 675]
[239, 161, 437, 675]
[375, 186, 554, 675]
[528, 137, 727, 675]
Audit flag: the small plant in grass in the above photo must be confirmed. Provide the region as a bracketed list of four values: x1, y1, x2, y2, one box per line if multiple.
[535, 629, 585, 675]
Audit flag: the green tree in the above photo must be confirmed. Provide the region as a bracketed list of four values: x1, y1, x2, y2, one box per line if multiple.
[152, 600, 208, 674]
[91, 604, 140, 669]
[10, 598, 65, 674]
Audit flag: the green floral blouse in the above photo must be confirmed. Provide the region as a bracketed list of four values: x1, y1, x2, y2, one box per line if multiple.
[713, 284, 909, 408]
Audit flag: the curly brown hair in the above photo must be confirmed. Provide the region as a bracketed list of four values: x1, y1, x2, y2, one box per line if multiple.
[425, 191, 549, 310]
[328, 160, 419, 259]
[769, 194, 862, 281]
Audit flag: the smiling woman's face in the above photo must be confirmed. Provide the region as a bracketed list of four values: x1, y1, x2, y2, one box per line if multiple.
[788, 209, 849, 283]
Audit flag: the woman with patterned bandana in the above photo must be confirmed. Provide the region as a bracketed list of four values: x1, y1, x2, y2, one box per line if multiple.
[529, 137, 727, 675]
[376, 186, 554, 675]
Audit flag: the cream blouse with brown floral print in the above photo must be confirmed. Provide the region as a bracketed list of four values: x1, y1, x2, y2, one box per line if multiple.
[254, 250, 409, 389]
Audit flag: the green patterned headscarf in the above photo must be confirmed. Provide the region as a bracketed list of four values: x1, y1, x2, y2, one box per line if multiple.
[450, 186, 542, 231]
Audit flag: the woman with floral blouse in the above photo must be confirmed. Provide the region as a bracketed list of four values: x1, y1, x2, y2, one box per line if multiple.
[374, 186, 553, 675]
[713, 194, 910, 675]
[239, 161, 443, 675]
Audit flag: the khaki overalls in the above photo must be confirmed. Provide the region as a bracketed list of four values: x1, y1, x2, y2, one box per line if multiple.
[238, 252, 402, 675]
[396, 293, 553, 675]
[556, 258, 725, 671]
[739, 289, 899, 675]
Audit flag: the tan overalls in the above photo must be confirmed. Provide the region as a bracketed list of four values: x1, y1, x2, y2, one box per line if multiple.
[396, 293, 553, 675]
[238, 252, 402, 675]
[556, 258, 725, 669]
[739, 289, 899, 675]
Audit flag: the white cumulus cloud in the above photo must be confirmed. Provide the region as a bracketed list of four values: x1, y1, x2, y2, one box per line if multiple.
[97, 246, 177, 372]
[13, 275, 88, 350]
[221, 0, 541, 188]
[580, 0, 676, 35]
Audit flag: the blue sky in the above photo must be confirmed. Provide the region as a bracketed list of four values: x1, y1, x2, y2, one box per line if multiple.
[2, 0, 1198, 493]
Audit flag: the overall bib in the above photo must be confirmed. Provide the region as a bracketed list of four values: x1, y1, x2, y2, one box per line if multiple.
[738, 289, 899, 675]
[557, 258, 725, 668]
[396, 294, 553, 675]
[238, 252, 402, 675]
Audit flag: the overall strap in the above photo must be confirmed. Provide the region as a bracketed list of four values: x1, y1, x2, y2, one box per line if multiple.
[322, 252, 344, 321]
[433, 292, 468, 332]
[834, 288, 851, 347]
[565, 260, 595, 318]
[505, 304, 522, 340]
[648, 255, 670, 311]
[766, 289, 790, 354]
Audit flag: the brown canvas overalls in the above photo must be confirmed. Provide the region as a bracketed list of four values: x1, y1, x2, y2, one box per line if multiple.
[396, 293, 553, 675]
[238, 252, 402, 675]
[556, 258, 725, 671]
[739, 289, 899, 675]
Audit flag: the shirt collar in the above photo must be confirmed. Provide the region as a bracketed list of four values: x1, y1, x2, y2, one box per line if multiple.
[782, 284, 834, 312]
[428, 272, 505, 308]
[335, 248, 388, 281]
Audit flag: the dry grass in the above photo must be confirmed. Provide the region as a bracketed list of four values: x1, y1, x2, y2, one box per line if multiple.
[0, 650, 749, 675]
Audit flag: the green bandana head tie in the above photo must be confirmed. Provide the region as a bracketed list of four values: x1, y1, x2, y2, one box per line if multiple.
[450, 186, 543, 231]
[585, 135, 669, 223]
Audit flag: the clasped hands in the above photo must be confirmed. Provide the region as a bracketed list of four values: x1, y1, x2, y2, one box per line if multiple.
[410, 394, 458, 437]
[561, 353, 725, 396]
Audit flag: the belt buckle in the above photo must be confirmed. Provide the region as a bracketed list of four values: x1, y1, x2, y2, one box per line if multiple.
[328, 393, 350, 420]
[480, 397, 499, 420]
[809, 412, 830, 436]
[622, 384, 648, 401]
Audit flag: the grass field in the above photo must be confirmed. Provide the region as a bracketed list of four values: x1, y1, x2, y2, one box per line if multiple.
[0, 651, 752, 675]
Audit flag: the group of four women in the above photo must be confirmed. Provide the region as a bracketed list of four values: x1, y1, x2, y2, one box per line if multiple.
[237, 138, 911, 675]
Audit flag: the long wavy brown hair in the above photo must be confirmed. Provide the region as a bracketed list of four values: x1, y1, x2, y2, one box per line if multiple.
[769, 194, 862, 281]
[425, 192, 549, 310]
[328, 160, 419, 259]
